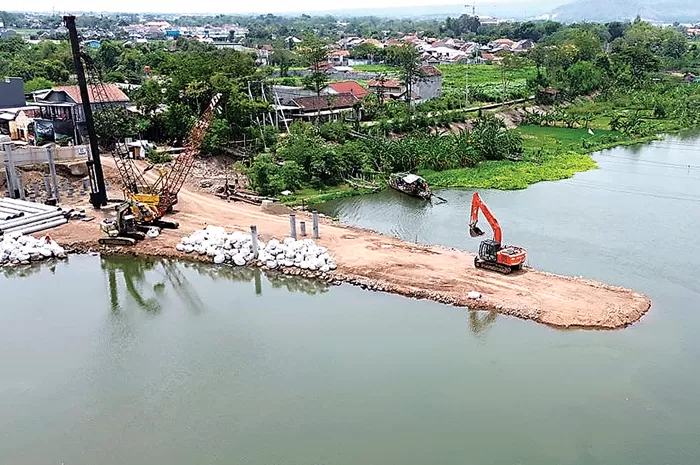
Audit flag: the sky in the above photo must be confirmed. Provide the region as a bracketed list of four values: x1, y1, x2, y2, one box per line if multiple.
[14, 0, 546, 16]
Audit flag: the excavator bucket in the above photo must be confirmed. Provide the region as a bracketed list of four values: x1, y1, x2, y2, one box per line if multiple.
[469, 223, 485, 237]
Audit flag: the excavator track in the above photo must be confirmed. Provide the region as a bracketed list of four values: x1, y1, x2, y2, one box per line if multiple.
[99, 237, 138, 247]
[474, 256, 513, 275]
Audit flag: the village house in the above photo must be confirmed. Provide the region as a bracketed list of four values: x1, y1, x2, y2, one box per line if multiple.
[30, 84, 129, 144]
[367, 78, 404, 100]
[320, 81, 369, 99]
[328, 50, 350, 66]
[33, 84, 130, 123]
[414, 65, 442, 101]
[287, 93, 360, 122]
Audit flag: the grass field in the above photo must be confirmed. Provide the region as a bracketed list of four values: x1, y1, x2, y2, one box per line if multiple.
[436, 64, 536, 90]
[354, 63, 537, 89]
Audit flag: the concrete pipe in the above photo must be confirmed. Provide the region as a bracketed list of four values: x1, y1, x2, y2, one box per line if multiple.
[0, 208, 25, 217]
[0, 202, 55, 216]
[3, 215, 67, 235]
[0, 197, 61, 213]
[11, 218, 67, 236]
[0, 211, 64, 232]
[0, 209, 29, 220]
[0, 212, 24, 221]
[0, 201, 60, 216]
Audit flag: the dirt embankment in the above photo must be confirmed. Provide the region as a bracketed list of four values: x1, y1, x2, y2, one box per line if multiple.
[42, 160, 651, 330]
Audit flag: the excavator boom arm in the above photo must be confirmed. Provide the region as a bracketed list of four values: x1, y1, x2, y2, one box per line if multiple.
[469, 192, 502, 244]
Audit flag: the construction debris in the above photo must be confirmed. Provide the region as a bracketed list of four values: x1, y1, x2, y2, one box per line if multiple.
[1, 232, 66, 265]
[0, 198, 67, 236]
[175, 226, 336, 271]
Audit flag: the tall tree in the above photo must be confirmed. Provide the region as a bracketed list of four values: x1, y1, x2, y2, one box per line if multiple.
[271, 47, 293, 77]
[386, 44, 423, 111]
[300, 35, 329, 97]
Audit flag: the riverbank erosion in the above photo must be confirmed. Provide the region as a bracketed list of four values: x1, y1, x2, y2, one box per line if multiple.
[39, 182, 650, 330]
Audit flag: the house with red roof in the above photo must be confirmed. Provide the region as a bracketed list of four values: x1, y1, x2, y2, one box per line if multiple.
[321, 81, 369, 99]
[328, 50, 350, 66]
[33, 83, 130, 123]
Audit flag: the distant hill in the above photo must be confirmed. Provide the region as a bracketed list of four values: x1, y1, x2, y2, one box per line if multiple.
[549, 0, 700, 23]
[277, 1, 567, 20]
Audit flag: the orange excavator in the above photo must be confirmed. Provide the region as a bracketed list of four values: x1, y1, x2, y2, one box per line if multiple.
[469, 192, 526, 274]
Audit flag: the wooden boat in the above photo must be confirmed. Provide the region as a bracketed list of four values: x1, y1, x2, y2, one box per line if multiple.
[388, 173, 432, 200]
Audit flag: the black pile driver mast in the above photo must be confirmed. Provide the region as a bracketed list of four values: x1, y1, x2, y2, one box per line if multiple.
[64, 14, 107, 208]
[64, 14, 150, 206]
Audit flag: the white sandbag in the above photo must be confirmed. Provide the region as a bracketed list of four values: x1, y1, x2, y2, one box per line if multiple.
[300, 260, 310, 270]
[175, 243, 185, 252]
[283, 260, 294, 267]
[213, 254, 226, 264]
[146, 228, 160, 238]
[184, 245, 194, 253]
[205, 225, 226, 236]
[320, 265, 330, 272]
[266, 260, 278, 269]
[233, 255, 246, 266]
[467, 291, 481, 300]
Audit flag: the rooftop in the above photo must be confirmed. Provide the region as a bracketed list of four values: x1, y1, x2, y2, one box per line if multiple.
[45, 84, 129, 104]
[291, 93, 359, 112]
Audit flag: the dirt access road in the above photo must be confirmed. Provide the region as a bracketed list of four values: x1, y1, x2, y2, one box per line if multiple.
[46, 162, 650, 330]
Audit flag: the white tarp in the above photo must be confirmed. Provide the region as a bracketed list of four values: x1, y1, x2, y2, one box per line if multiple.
[402, 174, 422, 184]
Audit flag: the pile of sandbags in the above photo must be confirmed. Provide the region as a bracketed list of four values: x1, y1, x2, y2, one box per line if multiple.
[175, 226, 337, 272]
[0, 232, 67, 265]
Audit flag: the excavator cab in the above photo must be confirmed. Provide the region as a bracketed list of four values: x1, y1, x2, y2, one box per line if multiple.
[479, 239, 500, 263]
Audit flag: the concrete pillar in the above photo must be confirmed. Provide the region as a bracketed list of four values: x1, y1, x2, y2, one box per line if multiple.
[46, 146, 60, 203]
[312, 210, 319, 239]
[43, 175, 52, 200]
[250, 225, 259, 258]
[289, 214, 297, 240]
[17, 172, 25, 200]
[4, 161, 13, 197]
[5, 145, 20, 199]
[300, 221, 306, 237]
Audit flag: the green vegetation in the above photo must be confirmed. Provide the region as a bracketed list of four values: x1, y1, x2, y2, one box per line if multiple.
[422, 152, 597, 190]
[437, 63, 536, 88]
[421, 124, 663, 190]
[3, 12, 700, 201]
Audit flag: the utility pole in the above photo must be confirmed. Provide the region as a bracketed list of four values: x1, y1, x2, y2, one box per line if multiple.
[64, 14, 107, 208]
[465, 62, 470, 108]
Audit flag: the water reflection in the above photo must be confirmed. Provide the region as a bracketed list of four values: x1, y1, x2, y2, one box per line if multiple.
[467, 310, 498, 337]
[180, 261, 331, 296]
[100, 257, 162, 314]
[0, 259, 60, 279]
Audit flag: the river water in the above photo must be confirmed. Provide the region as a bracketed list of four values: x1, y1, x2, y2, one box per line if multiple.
[2, 133, 700, 464]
